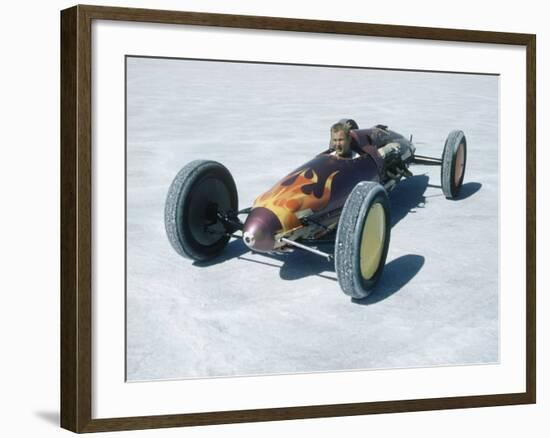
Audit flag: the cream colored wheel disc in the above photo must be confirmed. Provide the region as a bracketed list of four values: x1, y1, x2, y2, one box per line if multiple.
[454, 143, 466, 186]
[359, 203, 386, 280]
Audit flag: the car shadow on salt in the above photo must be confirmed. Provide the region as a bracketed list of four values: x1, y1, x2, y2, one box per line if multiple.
[453, 182, 482, 200]
[192, 239, 249, 267]
[277, 248, 337, 282]
[389, 174, 428, 228]
[352, 254, 425, 305]
[424, 181, 482, 202]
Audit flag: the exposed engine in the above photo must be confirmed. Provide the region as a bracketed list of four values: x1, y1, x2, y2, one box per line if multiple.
[379, 139, 415, 191]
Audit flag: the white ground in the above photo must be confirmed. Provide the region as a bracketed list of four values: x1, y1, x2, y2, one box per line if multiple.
[125, 57, 499, 381]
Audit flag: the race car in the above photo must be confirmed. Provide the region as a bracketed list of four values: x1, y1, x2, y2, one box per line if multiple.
[164, 119, 467, 299]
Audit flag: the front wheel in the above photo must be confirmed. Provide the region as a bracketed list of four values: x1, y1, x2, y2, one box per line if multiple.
[441, 130, 467, 199]
[164, 160, 238, 261]
[335, 181, 391, 299]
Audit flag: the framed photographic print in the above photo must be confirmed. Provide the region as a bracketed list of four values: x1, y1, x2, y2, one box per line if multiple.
[60, 4, 536, 433]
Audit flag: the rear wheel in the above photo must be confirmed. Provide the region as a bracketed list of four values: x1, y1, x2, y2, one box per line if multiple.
[165, 160, 238, 261]
[441, 130, 467, 199]
[335, 181, 391, 299]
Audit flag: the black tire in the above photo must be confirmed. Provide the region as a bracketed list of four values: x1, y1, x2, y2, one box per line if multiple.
[335, 181, 391, 299]
[441, 130, 467, 199]
[165, 160, 238, 261]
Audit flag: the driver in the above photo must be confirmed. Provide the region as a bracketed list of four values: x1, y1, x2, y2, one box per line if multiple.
[329, 122, 356, 158]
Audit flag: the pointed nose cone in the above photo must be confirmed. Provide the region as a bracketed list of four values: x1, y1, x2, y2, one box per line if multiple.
[243, 207, 282, 252]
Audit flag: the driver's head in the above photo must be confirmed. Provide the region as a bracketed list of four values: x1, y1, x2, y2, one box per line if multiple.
[330, 123, 352, 157]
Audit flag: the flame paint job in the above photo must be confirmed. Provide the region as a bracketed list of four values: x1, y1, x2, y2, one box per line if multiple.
[241, 125, 412, 252]
[253, 167, 340, 231]
[243, 151, 382, 252]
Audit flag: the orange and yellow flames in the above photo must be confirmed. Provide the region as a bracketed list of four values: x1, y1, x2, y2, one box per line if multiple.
[253, 168, 339, 232]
